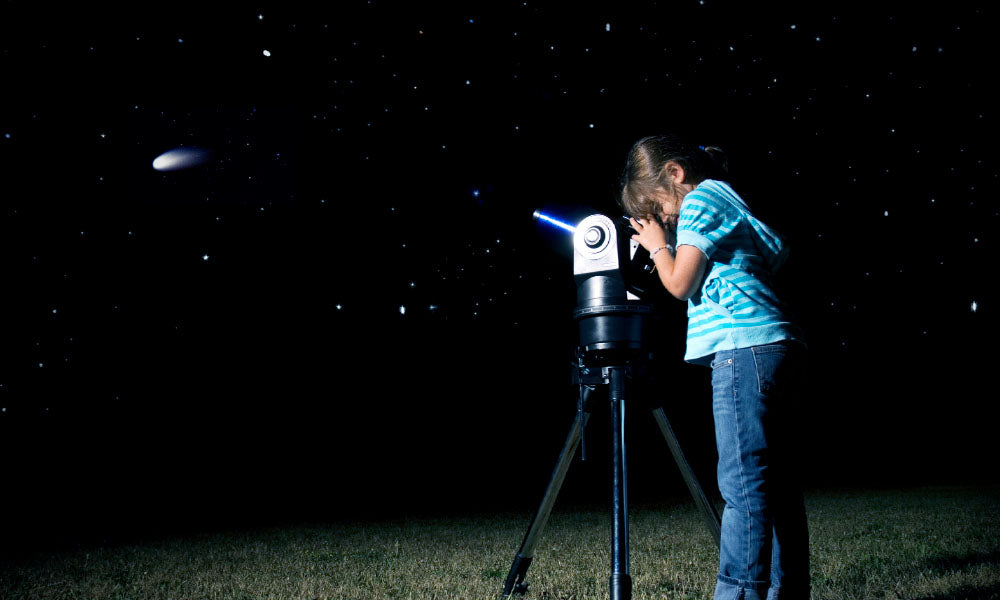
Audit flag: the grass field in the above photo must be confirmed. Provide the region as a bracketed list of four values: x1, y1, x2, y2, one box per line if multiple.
[1, 486, 998, 599]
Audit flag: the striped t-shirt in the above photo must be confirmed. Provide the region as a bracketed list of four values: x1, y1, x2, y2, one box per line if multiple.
[675, 179, 803, 365]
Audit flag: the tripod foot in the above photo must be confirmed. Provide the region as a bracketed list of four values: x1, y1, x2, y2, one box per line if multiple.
[500, 554, 533, 597]
[610, 572, 632, 600]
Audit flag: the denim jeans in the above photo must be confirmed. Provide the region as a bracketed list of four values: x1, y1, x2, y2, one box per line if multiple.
[710, 341, 810, 600]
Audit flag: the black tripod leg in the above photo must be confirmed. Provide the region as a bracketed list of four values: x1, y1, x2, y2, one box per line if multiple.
[501, 385, 595, 598]
[650, 406, 722, 547]
[609, 366, 632, 600]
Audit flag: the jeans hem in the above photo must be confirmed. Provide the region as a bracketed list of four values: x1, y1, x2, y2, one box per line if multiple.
[717, 573, 770, 595]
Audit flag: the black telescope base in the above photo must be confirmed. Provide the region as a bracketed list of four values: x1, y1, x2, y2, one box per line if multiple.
[499, 362, 720, 599]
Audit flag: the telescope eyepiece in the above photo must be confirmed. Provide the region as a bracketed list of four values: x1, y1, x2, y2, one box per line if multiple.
[584, 226, 606, 248]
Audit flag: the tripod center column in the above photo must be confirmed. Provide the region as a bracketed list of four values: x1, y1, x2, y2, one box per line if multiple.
[608, 365, 632, 600]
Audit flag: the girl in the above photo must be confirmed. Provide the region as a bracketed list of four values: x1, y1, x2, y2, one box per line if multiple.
[621, 134, 810, 600]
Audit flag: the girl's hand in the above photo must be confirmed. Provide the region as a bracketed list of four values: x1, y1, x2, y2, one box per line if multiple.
[630, 216, 669, 253]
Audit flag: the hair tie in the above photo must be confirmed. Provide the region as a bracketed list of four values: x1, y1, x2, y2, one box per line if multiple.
[698, 145, 706, 151]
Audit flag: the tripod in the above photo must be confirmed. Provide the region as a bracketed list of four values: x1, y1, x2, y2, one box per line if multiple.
[500, 349, 722, 600]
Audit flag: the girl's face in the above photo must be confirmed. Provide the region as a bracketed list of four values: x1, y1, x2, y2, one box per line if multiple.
[651, 186, 683, 229]
[650, 162, 697, 229]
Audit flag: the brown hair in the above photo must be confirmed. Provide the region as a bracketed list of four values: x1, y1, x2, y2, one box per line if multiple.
[619, 134, 729, 219]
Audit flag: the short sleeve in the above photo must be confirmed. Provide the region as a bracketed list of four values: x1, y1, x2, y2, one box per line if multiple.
[676, 189, 733, 259]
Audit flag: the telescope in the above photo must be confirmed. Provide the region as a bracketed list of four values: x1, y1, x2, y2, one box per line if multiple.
[532, 209, 661, 307]
[501, 211, 721, 600]
[570, 213, 656, 359]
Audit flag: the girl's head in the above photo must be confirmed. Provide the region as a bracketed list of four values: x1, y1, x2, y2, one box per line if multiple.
[619, 134, 728, 224]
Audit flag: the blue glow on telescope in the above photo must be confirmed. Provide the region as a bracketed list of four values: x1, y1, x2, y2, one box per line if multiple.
[533, 210, 576, 233]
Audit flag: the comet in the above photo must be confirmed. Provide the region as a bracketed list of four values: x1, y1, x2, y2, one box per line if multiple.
[152, 147, 213, 172]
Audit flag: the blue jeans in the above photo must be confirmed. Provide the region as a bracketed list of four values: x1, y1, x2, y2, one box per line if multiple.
[710, 342, 810, 600]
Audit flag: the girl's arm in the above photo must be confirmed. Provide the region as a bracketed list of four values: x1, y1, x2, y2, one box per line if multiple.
[630, 217, 708, 301]
[650, 244, 707, 301]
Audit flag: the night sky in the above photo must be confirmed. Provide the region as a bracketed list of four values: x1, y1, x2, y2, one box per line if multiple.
[2, 3, 998, 549]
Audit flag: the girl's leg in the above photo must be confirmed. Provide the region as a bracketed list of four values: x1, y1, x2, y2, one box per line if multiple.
[711, 343, 810, 600]
[758, 343, 810, 600]
[712, 346, 772, 600]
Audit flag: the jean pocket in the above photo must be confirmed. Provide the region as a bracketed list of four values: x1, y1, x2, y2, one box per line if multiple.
[751, 343, 788, 394]
[711, 355, 734, 370]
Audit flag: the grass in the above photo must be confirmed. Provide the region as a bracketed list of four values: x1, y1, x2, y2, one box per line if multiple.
[1, 486, 998, 599]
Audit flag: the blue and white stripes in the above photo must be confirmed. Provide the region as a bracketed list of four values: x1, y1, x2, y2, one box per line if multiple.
[676, 180, 802, 365]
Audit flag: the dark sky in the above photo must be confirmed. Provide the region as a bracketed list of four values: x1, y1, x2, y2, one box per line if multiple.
[2, 3, 998, 547]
